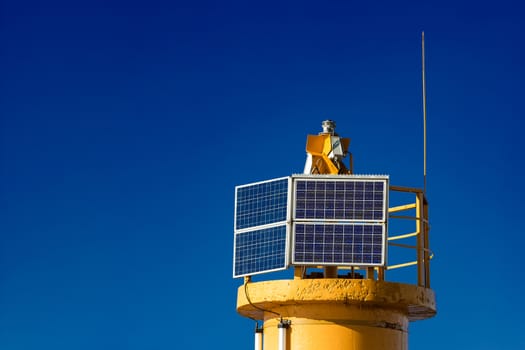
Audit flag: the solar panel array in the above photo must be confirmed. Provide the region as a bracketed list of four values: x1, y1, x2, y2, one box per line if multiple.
[233, 175, 389, 277]
[233, 177, 290, 277]
[292, 176, 388, 267]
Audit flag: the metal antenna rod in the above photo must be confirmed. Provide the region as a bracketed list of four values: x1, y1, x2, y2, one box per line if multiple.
[422, 31, 427, 194]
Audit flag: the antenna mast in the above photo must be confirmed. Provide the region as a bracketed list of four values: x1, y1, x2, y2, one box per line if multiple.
[422, 31, 428, 194]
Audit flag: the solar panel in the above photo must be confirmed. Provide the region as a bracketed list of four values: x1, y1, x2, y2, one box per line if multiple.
[292, 175, 388, 267]
[234, 225, 288, 277]
[293, 223, 385, 266]
[235, 177, 289, 230]
[294, 177, 386, 222]
[233, 177, 291, 277]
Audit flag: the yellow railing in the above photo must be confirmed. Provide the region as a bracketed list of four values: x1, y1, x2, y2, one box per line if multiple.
[292, 185, 433, 288]
[385, 186, 432, 288]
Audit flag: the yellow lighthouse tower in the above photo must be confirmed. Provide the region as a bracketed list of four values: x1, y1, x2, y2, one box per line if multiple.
[233, 120, 436, 350]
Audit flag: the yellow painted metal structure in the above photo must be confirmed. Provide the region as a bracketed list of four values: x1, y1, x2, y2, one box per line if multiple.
[305, 133, 351, 174]
[238, 279, 435, 350]
[236, 122, 436, 350]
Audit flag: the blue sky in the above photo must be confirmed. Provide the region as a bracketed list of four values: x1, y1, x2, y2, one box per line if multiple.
[1, 0, 524, 349]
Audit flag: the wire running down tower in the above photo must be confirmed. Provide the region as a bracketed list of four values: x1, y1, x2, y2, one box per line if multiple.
[233, 121, 436, 350]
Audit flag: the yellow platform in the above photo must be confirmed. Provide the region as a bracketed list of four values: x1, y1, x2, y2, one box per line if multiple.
[237, 279, 436, 350]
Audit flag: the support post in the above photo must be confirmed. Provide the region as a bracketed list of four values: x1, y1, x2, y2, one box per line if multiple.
[423, 196, 430, 288]
[366, 267, 375, 280]
[255, 326, 263, 350]
[416, 193, 425, 287]
[324, 266, 338, 278]
[278, 321, 290, 350]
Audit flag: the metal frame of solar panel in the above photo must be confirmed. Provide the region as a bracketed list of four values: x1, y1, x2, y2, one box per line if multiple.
[233, 177, 291, 278]
[291, 175, 389, 267]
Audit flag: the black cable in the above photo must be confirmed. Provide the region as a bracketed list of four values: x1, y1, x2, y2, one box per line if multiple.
[244, 281, 281, 319]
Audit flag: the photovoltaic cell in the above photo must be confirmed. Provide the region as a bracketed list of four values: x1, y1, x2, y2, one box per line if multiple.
[234, 225, 287, 277]
[235, 178, 289, 230]
[293, 223, 384, 266]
